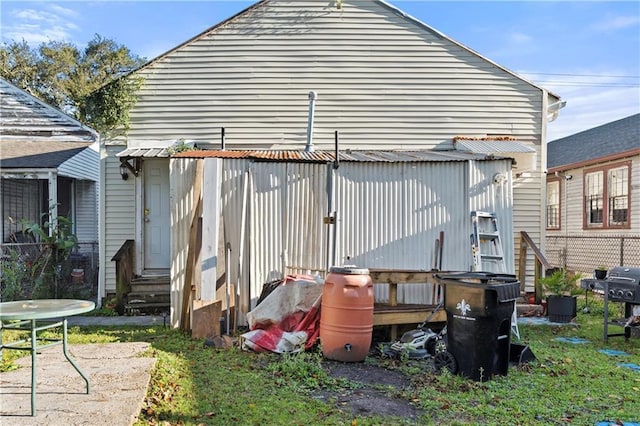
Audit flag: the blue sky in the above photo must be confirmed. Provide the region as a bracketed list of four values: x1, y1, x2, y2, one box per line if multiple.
[1, 0, 638, 141]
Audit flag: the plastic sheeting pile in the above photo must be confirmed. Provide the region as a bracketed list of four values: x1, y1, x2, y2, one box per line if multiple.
[241, 275, 323, 353]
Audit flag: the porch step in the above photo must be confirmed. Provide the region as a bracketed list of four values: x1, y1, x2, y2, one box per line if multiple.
[126, 275, 170, 315]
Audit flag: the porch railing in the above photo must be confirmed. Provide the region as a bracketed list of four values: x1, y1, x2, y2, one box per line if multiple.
[111, 240, 135, 314]
[519, 231, 554, 303]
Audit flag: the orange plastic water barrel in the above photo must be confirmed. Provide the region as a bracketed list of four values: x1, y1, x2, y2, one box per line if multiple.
[320, 266, 373, 362]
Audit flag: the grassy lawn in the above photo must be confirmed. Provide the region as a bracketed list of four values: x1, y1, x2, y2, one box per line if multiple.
[2, 298, 639, 425]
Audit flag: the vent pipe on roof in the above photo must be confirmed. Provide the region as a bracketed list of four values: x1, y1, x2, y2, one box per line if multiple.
[305, 91, 318, 152]
[221, 127, 226, 150]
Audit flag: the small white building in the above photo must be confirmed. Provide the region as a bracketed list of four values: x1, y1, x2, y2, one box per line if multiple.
[99, 0, 563, 325]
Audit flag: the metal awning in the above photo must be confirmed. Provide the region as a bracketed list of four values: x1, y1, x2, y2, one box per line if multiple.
[116, 147, 169, 158]
[454, 139, 537, 173]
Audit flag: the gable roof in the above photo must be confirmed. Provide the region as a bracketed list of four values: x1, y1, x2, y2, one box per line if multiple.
[136, 0, 559, 101]
[0, 78, 97, 144]
[547, 113, 640, 171]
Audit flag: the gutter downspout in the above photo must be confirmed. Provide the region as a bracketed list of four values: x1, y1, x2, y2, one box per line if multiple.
[305, 91, 318, 152]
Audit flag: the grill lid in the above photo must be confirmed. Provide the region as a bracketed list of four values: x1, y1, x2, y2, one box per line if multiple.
[608, 267, 640, 284]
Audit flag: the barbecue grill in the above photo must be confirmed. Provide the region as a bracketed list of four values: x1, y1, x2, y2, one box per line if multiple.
[581, 266, 640, 341]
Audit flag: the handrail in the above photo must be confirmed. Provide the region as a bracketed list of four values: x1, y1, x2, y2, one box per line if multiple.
[111, 239, 135, 262]
[111, 240, 135, 314]
[519, 231, 554, 303]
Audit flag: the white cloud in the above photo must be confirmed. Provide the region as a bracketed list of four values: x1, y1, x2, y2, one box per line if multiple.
[509, 32, 533, 45]
[547, 87, 640, 141]
[2, 3, 80, 44]
[48, 4, 80, 18]
[591, 15, 640, 32]
[534, 72, 640, 141]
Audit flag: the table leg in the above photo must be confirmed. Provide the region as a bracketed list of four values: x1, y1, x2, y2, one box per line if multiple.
[31, 319, 37, 416]
[62, 318, 90, 394]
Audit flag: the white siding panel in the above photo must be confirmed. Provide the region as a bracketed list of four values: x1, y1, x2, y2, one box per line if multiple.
[58, 142, 99, 181]
[127, 0, 543, 150]
[102, 146, 137, 294]
[74, 180, 98, 245]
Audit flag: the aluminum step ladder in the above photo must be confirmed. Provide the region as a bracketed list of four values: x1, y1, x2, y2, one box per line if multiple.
[470, 211, 506, 273]
[470, 211, 520, 339]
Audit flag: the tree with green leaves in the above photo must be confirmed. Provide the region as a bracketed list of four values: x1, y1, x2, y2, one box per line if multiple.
[0, 34, 146, 135]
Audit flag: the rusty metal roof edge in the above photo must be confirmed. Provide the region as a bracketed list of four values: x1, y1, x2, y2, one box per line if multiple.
[171, 149, 502, 163]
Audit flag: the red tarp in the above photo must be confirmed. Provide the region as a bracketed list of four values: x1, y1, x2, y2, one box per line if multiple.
[241, 275, 323, 353]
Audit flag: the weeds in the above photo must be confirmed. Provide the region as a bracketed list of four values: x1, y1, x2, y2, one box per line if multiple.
[1, 299, 639, 425]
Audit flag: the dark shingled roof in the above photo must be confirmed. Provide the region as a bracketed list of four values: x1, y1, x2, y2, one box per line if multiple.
[1, 141, 91, 168]
[547, 113, 640, 170]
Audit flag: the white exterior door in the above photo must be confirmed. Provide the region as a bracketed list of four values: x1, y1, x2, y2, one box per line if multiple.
[143, 159, 170, 271]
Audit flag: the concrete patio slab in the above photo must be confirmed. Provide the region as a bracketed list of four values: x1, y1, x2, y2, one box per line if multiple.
[0, 342, 155, 425]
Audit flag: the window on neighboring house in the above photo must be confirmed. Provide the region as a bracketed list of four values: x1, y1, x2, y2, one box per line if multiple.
[584, 163, 630, 228]
[546, 180, 560, 229]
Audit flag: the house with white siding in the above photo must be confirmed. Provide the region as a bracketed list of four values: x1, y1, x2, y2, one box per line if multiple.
[99, 0, 563, 325]
[545, 113, 640, 274]
[0, 78, 99, 300]
[0, 79, 99, 249]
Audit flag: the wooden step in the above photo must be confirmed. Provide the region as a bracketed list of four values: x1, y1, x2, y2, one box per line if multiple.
[126, 274, 171, 314]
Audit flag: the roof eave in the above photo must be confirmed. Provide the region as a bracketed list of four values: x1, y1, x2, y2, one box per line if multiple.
[547, 148, 640, 174]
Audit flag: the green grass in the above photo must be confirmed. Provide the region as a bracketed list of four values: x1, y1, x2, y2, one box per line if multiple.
[2, 297, 639, 425]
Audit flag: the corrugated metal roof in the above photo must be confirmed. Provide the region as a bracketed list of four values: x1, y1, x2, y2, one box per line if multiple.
[116, 147, 170, 158]
[454, 139, 535, 154]
[170, 149, 497, 163]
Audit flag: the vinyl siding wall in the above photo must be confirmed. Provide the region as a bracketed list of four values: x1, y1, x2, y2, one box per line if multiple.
[545, 154, 639, 276]
[125, 0, 543, 150]
[547, 154, 640, 239]
[74, 180, 98, 245]
[58, 143, 99, 182]
[101, 145, 137, 293]
[103, 0, 550, 294]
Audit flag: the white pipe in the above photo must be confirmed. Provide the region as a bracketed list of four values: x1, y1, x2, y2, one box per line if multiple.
[305, 91, 318, 152]
[225, 242, 231, 335]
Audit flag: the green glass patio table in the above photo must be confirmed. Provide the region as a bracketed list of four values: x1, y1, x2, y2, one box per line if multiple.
[0, 299, 95, 416]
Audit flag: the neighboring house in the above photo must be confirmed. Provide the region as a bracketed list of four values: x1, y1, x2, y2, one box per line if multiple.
[0, 78, 99, 260]
[100, 0, 563, 324]
[545, 113, 640, 273]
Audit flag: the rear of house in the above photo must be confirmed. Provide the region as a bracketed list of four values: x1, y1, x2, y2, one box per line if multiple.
[99, 0, 562, 322]
[545, 113, 640, 273]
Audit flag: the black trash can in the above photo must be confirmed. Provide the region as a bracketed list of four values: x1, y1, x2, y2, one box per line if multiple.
[436, 272, 520, 382]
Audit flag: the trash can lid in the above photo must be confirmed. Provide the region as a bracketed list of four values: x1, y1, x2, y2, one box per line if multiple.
[435, 271, 520, 302]
[329, 265, 370, 275]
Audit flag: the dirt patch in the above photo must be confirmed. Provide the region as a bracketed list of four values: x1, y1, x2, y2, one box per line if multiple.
[312, 355, 433, 422]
